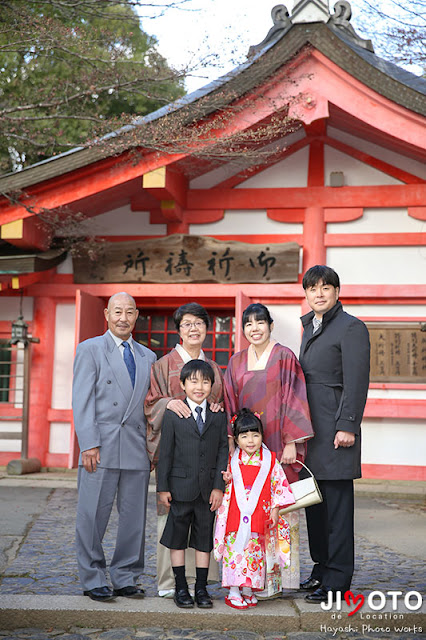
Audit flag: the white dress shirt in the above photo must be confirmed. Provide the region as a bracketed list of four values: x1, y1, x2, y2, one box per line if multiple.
[186, 397, 207, 423]
[108, 329, 135, 359]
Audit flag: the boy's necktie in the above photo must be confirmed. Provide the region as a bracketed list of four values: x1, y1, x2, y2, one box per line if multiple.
[122, 341, 136, 387]
[195, 406, 204, 434]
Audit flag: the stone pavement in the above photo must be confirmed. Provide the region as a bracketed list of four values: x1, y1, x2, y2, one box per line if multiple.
[0, 472, 425, 639]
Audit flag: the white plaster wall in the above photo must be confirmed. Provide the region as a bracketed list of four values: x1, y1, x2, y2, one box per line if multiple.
[51, 303, 75, 410]
[361, 419, 425, 466]
[345, 304, 426, 318]
[267, 305, 302, 357]
[0, 422, 22, 452]
[190, 163, 245, 189]
[189, 210, 303, 235]
[236, 146, 309, 188]
[57, 206, 167, 237]
[367, 388, 425, 399]
[49, 422, 71, 454]
[56, 254, 73, 274]
[324, 146, 402, 186]
[326, 247, 426, 284]
[328, 127, 426, 180]
[189, 129, 307, 189]
[0, 297, 34, 321]
[327, 208, 426, 234]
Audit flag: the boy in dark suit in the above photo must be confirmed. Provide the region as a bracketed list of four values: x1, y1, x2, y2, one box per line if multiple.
[157, 360, 228, 609]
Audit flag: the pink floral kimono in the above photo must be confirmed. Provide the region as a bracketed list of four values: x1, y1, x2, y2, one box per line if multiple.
[214, 446, 295, 591]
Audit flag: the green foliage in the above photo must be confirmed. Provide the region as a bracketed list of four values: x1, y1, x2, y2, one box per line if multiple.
[0, 0, 185, 173]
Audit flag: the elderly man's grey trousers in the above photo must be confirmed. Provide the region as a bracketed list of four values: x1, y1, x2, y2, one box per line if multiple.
[76, 466, 150, 591]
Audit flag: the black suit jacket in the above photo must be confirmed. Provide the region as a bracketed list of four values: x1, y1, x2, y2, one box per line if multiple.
[157, 402, 228, 502]
[299, 301, 370, 480]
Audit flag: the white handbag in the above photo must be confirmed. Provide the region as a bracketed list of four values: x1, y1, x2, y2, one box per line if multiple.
[279, 461, 323, 515]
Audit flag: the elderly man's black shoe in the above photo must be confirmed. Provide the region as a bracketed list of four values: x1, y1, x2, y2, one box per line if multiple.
[83, 586, 116, 602]
[195, 587, 213, 608]
[305, 587, 336, 603]
[174, 588, 194, 608]
[300, 577, 321, 591]
[113, 586, 145, 598]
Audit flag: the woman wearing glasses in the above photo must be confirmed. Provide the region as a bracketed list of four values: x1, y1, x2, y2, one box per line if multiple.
[145, 302, 223, 597]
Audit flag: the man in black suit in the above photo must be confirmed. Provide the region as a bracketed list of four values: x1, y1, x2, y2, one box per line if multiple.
[157, 359, 228, 609]
[299, 265, 370, 603]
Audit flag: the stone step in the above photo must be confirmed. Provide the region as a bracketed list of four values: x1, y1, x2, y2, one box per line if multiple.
[0, 595, 424, 634]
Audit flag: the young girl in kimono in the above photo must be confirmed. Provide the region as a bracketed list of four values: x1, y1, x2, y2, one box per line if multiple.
[214, 408, 295, 609]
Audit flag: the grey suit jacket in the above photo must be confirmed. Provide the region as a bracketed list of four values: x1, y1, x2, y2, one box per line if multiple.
[157, 403, 228, 502]
[72, 331, 156, 470]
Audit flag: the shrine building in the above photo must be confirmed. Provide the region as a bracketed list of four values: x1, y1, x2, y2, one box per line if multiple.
[0, 0, 425, 479]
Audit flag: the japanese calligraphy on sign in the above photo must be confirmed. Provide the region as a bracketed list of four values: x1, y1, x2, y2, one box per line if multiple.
[367, 323, 426, 383]
[73, 235, 300, 284]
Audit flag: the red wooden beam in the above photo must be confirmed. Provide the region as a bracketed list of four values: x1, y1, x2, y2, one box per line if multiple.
[160, 200, 184, 222]
[131, 192, 161, 212]
[185, 210, 225, 223]
[361, 464, 425, 481]
[28, 296, 56, 465]
[304, 118, 327, 138]
[167, 220, 190, 234]
[303, 206, 326, 269]
[188, 184, 426, 209]
[267, 209, 305, 222]
[47, 409, 73, 422]
[142, 166, 188, 207]
[308, 140, 324, 187]
[364, 398, 426, 419]
[0, 276, 12, 292]
[1, 216, 53, 251]
[408, 207, 426, 220]
[22, 282, 426, 301]
[324, 208, 363, 222]
[325, 232, 426, 246]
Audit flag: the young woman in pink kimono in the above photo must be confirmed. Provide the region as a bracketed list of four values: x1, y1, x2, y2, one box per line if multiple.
[214, 409, 295, 609]
[224, 303, 314, 591]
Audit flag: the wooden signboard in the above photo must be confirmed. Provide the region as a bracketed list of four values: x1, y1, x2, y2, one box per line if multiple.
[73, 235, 300, 284]
[368, 323, 426, 383]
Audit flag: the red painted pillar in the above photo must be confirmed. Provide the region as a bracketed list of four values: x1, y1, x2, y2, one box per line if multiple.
[302, 206, 326, 271]
[28, 297, 55, 465]
[302, 137, 326, 271]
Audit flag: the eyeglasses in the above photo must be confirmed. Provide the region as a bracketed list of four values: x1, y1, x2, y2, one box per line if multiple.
[179, 321, 205, 331]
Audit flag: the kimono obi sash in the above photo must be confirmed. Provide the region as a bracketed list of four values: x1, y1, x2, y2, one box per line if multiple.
[226, 451, 276, 535]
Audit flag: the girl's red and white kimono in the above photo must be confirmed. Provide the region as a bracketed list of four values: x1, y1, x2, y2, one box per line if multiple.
[214, 445, 295, 591]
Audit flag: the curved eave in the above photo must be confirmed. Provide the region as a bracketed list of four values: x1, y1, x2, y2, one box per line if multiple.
[0, 22, 424, 196]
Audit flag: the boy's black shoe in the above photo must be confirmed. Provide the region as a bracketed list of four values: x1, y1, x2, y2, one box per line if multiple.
[195, 587, 213, 608]
[174, 588, 194, 608]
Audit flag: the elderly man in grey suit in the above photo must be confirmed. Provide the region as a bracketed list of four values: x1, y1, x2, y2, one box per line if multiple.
[72, 292, 156, 602]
